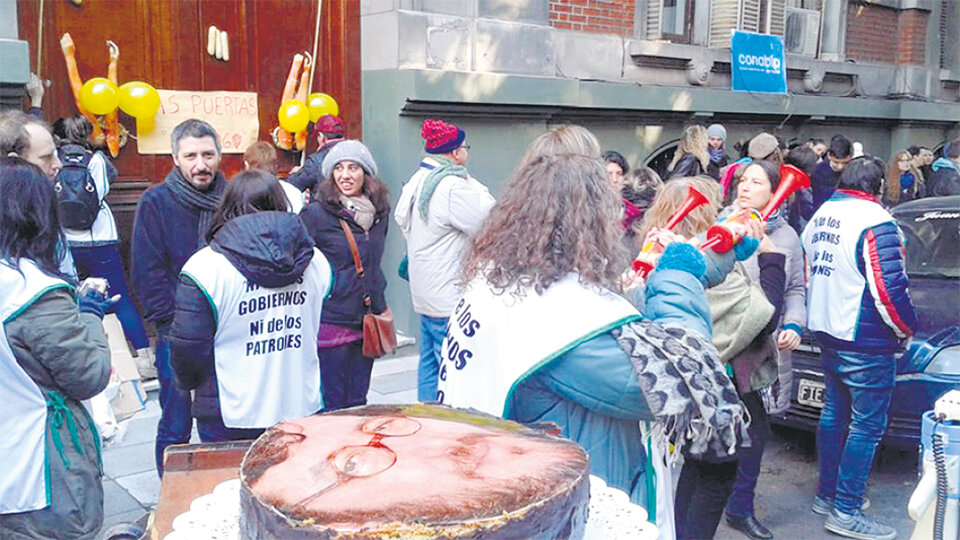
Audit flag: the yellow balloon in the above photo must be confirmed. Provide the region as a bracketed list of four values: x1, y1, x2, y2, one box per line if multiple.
[278, 100, 310, 133]
[79, 77, 119, 115]
[306, 93, 339, 123]
[118, 81, 161, 119]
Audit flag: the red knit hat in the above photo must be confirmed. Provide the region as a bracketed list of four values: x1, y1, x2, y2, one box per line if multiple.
[311, 114, 346, 140]
[421, 119, 465, 154]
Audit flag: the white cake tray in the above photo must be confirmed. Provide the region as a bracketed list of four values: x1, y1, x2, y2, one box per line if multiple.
[163, 476, 660, 540]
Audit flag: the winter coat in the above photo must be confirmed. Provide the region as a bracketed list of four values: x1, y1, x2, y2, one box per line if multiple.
[169, 212, 325, 422]
[802, 189, 918, 352]
[811, 160, 841, 213]
[285, 141, 341, 195]
[130, 178, 204, 329]
[395, 157, 495, 318]
[926, 158, 960, 197]
[301, 196, 390, 327]
[669, 154, 705, 179]
[504, 245, 714, 507]
[707, 153, 730, 181]
[1, 287, 110, 540]
[740, 216, 805, 335]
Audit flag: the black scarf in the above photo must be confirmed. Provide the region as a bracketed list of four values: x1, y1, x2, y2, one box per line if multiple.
[164, 168, 226, 248]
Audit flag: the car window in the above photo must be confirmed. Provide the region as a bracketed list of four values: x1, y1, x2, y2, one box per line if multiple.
[897, 210, 959, 279]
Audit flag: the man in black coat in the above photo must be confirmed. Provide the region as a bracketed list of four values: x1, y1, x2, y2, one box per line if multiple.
[131, 119, 226, 475]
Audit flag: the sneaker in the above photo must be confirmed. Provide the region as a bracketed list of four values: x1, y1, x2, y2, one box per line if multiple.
[824, 509, 895, 540]
[812, 495, 871, 516]
[135, 347, 158, 380]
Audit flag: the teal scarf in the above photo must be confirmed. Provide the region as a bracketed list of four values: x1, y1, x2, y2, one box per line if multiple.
[419, 157, 468, 221]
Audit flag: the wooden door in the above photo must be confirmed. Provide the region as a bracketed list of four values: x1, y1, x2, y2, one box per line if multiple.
[16, 0, 360, 267]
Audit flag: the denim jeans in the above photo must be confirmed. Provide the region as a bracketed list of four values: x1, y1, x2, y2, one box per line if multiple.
[816, 346, 895, 514]
[319, 340, 373, 411]
[726, 391, 771, 519]
[417, 315, 449, 402]
[197, 415, 264, 443]
[154, 329, 193, 476]
[70, 244, 150, 349]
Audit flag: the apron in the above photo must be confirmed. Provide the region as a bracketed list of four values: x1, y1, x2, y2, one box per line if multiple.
[0, 259, 71, 514]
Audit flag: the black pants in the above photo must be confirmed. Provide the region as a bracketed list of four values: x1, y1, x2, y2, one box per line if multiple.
[674, 391, 767, 539]
[675, 457, 739, 539]
[318, 340, 374, 410]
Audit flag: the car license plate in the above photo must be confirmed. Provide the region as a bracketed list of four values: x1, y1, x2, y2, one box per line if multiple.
[797, 379, 825, 408]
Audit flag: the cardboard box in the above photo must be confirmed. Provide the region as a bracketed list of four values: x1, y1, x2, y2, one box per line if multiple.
[102, 314, 146, 421]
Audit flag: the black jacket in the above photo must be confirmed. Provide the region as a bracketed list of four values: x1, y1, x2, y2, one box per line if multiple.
[285, 141, 341, 194]
[707, 153, 729, 182]
[131, 180, 204, 328]
[669, 154, 705, 179]
[169, 211, 317, 421]
[926, 159, 960, 197]
[300, 197, 390, 328]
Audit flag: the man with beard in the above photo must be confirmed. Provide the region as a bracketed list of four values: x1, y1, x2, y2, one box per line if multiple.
[131, 119, 226, 475]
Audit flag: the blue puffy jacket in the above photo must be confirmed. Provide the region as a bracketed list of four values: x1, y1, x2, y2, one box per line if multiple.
[504, 243, 718, 507]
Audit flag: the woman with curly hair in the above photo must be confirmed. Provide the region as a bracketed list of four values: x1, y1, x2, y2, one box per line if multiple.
[668, 125, 710, 179]
[884, 149, 924, 206]
[439, 153, 748, 526]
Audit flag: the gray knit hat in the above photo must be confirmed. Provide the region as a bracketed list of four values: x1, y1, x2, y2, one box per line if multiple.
[321, 139, 379, 179]
[707, 124, 727, 141]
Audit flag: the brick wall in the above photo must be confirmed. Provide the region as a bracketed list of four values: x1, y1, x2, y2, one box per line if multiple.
[897, 9, 928, 65]
[846, 3, 898, 63]
[846, 2, 928, 65]
[548, 0, 636, 36]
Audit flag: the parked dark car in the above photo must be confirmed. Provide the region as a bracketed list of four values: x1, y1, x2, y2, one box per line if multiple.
[772, 196, 960, 447]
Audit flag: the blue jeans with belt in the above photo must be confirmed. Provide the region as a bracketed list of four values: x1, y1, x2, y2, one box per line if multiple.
[816, 346, 895, 514]
[154, 328, 193, 476]
[417, 315, 449, 402]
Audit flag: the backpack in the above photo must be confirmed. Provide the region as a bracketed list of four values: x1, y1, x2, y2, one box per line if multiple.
[54, 144, 100, 229]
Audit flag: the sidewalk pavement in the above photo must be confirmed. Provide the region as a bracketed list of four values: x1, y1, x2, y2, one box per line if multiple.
[101, 348, 420, 534]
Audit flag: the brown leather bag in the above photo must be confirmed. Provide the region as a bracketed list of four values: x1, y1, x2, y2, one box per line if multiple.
[339, 219, 397, 358]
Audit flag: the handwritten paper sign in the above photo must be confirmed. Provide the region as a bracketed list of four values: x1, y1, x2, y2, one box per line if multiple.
[136, 90, 260, 154]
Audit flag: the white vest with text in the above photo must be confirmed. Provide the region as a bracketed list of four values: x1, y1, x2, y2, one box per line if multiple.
[801, 196, 895, 341]
[181, 247, 333, 428]
[0, 259, 71, 513]
[438, 273, 642, 417]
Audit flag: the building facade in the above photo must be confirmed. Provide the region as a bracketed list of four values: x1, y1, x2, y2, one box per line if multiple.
[362, 0, 959, 333]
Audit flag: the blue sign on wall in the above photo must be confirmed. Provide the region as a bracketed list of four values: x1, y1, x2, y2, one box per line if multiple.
[731, 30, 787, 95]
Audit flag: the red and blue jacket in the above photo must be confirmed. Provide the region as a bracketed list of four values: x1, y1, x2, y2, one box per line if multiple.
[801, 189, 918, 352]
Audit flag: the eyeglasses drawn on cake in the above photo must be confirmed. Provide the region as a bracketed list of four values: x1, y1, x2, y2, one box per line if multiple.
[285, 415, 423, 511]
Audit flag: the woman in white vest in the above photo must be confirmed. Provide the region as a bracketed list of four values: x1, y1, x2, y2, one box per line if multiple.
[439, 154, 726, 511]
[169, 170, 332, 442]
[0, 158, 112, 539]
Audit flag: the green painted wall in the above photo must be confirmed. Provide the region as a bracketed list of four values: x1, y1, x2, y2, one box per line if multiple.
[363, 68, 959, 337]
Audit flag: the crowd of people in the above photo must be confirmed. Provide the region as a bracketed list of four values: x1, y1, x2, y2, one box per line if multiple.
[0, 101, 952, 540]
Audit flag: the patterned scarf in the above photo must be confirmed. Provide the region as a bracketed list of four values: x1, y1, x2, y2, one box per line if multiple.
[164, 168, 225, 247]
[613, 320, 750, 461]
[339, 194, 376, 232]
[418, 156, 467, 220]
[709, 147, 726, 164]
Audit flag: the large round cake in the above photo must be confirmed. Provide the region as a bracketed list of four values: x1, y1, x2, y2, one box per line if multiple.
[239, 404, 590, 539]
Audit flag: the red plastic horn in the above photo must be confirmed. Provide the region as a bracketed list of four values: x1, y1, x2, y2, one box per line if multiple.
[760, 164, 811, 220]
[703, 163, 813, 253]
[630, 185, 710, 274]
